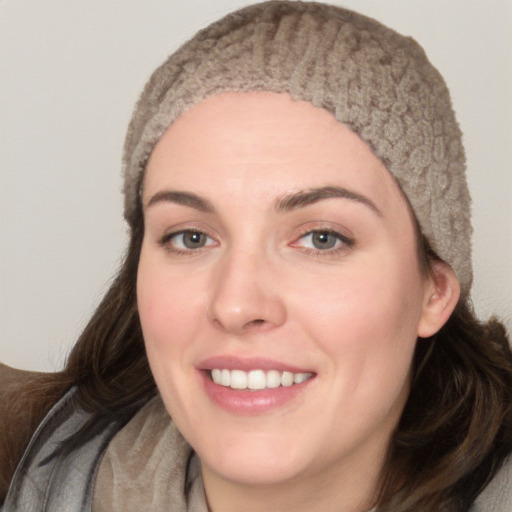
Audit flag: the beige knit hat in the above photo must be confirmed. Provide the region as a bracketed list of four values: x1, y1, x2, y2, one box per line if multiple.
[122, 0, 472, 295]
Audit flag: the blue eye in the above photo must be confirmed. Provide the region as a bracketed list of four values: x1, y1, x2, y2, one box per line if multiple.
[296, 230, 353, 251]
[306, 231, 338, 249]
[161, 230, 216, 251]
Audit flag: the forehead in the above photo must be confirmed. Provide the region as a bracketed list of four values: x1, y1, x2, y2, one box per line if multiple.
[143, 91, 410, 219]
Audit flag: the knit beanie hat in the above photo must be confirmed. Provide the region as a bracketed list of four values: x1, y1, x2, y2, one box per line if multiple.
[122, 0, 472, 295]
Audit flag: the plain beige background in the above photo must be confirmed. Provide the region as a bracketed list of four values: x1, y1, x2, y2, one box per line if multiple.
[1, 0, 511, 371]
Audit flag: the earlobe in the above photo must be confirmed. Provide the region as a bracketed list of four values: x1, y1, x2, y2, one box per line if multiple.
[417, 261, 460, 338]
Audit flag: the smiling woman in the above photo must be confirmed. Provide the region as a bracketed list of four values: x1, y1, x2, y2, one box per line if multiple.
[1, 2, 512, 512]
[137, 91, 441, 507]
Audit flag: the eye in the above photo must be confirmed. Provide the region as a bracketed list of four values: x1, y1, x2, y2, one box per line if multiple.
[160, 229, 217, 252]
[292, 229, 354, 252]
[303, 231, 339, 250]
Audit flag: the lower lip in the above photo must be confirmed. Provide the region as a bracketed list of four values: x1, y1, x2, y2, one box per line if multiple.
[200, 371, 314, 415]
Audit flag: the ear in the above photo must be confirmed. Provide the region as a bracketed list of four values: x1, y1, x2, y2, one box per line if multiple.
[417, 261, 460, 338]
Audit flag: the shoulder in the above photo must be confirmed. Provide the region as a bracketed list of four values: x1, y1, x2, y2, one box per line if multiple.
[0, 363, 67, 503]
[473, 456, 512, 511]
[2, 383, 127, 511]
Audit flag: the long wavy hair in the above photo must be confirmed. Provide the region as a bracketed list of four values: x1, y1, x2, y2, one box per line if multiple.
[6, 195, 512, 511]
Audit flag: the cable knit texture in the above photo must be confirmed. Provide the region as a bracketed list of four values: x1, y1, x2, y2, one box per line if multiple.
[122, 0, 472, 294]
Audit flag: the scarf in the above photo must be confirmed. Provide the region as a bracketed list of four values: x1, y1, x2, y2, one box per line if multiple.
[92, 395, 207, 512]
[91, 394, 512, 511]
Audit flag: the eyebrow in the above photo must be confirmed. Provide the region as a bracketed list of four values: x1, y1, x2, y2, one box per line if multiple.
[275, 186, 382, 216]
[145, 185, 381, 216]
[146, 190, 215, 213]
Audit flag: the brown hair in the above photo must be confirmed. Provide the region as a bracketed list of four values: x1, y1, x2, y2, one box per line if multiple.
[377, 275, 512, 510]
[4, 203, 512, 511]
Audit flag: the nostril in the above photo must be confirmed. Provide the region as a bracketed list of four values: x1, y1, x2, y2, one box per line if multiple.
[244, 319, 266, 329]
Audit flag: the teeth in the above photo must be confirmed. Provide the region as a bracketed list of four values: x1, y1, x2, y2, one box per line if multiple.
[220, 369, 230, 387]
[294, 372, 310, 384]
[281, 371, 294, 387]
[230, 370, 247, 389]
[266, 370, 281, 389]
[211, 369, 221, 383]
[210, 369, 313, 390]
[247, 370, 266, 390]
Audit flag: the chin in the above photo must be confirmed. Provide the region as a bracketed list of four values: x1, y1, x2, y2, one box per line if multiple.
[186, 421, 312, 485]
[202, 448, 309, 486]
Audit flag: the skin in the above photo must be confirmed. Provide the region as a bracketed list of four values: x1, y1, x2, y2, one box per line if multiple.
[137, 92, 459, 512]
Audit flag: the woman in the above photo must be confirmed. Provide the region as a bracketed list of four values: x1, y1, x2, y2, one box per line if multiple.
[2, 2, 511, 511]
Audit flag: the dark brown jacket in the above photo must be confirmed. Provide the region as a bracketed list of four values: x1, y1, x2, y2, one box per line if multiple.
[0, 363, 64, 502]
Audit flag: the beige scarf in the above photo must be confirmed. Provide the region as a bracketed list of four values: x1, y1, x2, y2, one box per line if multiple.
[91, 394, 512, 511]
[92, 395, 207, 512]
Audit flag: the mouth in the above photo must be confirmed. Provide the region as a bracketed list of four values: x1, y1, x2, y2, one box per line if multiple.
[198, 356, 317, 413]
[209, 368, 314, 391]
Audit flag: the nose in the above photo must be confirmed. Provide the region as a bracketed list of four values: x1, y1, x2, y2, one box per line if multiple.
[207, 248, 287, 335]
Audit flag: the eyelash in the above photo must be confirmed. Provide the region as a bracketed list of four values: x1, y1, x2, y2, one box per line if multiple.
[290, 228, 355, 257]
[158, 227, 355, 257]
[158, 229, 217, 255]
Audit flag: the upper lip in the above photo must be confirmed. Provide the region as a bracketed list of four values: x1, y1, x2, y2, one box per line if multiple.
[197, 355, 315, 374]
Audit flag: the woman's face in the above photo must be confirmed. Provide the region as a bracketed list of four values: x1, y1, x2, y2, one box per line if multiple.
[138, 92, 434, 496]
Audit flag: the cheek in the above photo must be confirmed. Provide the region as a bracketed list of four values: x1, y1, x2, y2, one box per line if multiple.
[297, 258, 423, 341]
[137, 254, 207, 424]
[136, 251, 203, 392]
[138, 254, 202, 346]
[291, 250, 424, 394]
